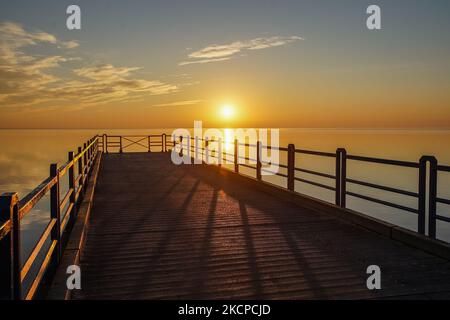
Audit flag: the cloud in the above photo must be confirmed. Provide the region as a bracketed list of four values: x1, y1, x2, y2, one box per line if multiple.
[74, 64, 141, 81]
[0, 22, 72, 98]
[179, 57, 231, 66]
[1, 64, 178, 108]
[61, 40, 79, 49]
[0, 22, 178, 110]
[0, 21, 57, 48]
[152, 99, 203, 107]
[180, 35, 303, 66]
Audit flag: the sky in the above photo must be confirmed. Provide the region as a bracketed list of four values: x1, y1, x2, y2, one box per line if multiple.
[0, 0, 449, 129]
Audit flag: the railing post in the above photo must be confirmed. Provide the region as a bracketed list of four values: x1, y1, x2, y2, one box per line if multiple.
[419, 156, 438, 237]
[89, 139, 93, 164]
[205, 138, 209, 164]
[163, 134, 167, 152]
[119, 136, 123, 153]
[335, 148, 347, 208]
[179, 136, 183, 157]
[105, 134, 108, 154]
[341, 149, 347, 208]
[87, 139, 91, 160]
[85, 141, 90, 174]
[287, 144, 295, 191]
[68, 152, 76, 220]
[195, 136, 200, 162]
[186, 136, 191, 159]
[234, 139, 239, 173]
[94, 136, 98, 156]
[87, 140, 91, 171]
[148, 136, 151, 153]
[50, 164, 61, 267]
[418, 157, 427, 235]
[218, 138, 222, 166]
[83, 143, 87, 175]
[256, 141, 262, 180]
[78, 146, 83, 188]
[0, 192, 21, 300]
[335, 150, 341, 206]
[90, 138, 93, 158]
[428, 157, 438, 239]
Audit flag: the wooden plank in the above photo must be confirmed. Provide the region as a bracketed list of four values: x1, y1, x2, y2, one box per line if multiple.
[53, 153, 450, 300]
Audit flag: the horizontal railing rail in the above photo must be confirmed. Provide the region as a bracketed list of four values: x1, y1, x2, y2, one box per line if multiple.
[160, 134, 450, 242]
[436, 165, 450, 227]
[97, 133, 450, 242]
[100, 133, 168, 153]
[7, 132, 444, 300]
[0, 136, 99, 300]
[1, 132, 447, 300]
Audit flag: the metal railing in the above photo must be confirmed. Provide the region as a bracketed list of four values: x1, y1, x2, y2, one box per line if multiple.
[99, 134, 167, 153]
[0, 136, 99, 300]
[163, 134, 450, 242]
[5, 132, 446, 300]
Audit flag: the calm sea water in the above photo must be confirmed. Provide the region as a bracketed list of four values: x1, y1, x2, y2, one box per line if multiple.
[1, 129, 450, 288]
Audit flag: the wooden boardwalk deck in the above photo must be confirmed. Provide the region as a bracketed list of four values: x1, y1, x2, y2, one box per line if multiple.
[72, 153, 450, 299]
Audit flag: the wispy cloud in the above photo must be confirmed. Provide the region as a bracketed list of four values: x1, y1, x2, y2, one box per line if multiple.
[74, 65, 141, 81]
[0, 22, 66, 98]
[180, 35, 303, 66]
[0, 21, 57, 48]
[152, 99, 203, 107]
[0, 22, 178, 110]
[179, 57, 231, 66]
[60, 40, 79, 49]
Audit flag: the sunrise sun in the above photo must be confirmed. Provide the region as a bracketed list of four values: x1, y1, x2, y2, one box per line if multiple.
[220, 104, 235, 119]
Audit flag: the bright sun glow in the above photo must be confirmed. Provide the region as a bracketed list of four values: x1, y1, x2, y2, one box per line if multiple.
[221, 104, 235, 119]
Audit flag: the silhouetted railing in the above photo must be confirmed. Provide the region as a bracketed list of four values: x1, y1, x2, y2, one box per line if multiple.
[0, 136, 99, 300]
[164, 134, 449, 242]
[3, 132, 448, 300]
[97, 133, 450, 240]
[99, 134, 167, 153]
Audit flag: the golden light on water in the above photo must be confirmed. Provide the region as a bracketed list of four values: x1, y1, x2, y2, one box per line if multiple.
[223, 129, 234, 151]
[220, 105, 236, 152]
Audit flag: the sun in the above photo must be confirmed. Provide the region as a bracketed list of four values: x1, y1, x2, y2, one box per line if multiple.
[221, 104, 235, 119]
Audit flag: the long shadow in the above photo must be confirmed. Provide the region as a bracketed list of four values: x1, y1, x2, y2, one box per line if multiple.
[133, 179, 201, 298]
[78, 154, 192, 296]
[80, 155, 344, 298]
[279, 225, 328, 298]
[181, 165, 333, 298]
[239, 200, 264, 298]
[85, 164, 188, 241]
[188, 188, 218, 298]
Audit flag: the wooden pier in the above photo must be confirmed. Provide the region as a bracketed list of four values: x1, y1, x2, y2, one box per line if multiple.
[1, 134, 450, 300]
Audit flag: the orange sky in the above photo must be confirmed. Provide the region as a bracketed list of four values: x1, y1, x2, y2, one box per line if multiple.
[1, 1, 450, 129]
